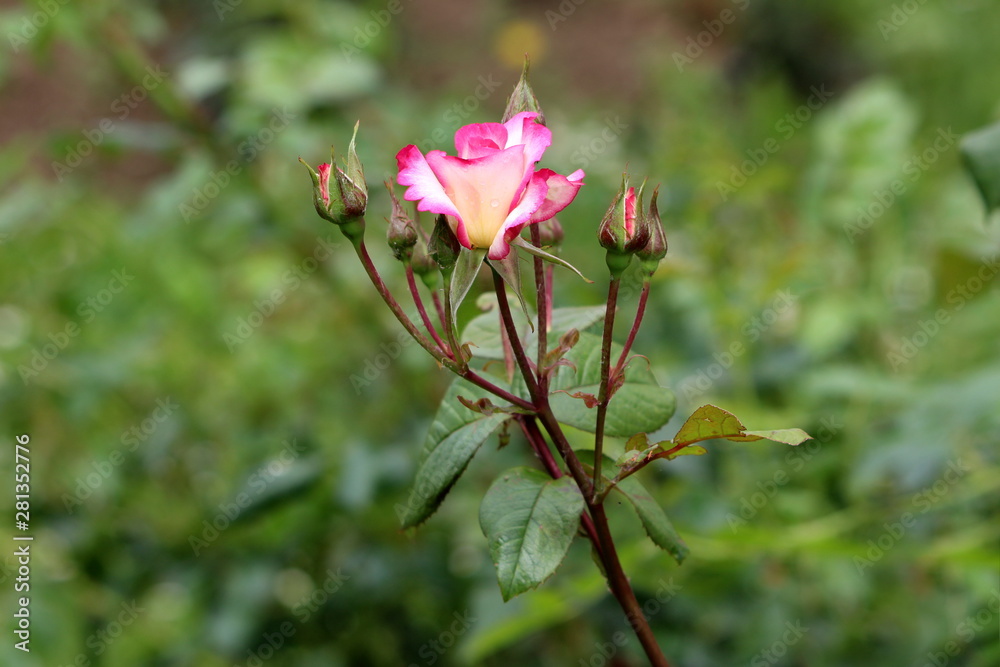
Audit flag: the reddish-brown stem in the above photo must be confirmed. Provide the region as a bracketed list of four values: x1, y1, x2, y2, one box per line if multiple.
[491, 269, 541, 399]
[460, 369, 534, 412]
[492, 265, 672, 667]
[406, 264, 450, 355]
[614, 279, 650, 375]
[431, 291, 448, 333]
[519, 416, 601, 551]
[518, 416, 563, 479]
[353, 238, 460, 373]
[590, 503, 672, 667]
[593, 276, 621, 498]
[530, 225, 548, 393]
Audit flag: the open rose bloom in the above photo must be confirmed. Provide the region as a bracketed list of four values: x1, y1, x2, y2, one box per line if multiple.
[396, 112, 584, 260]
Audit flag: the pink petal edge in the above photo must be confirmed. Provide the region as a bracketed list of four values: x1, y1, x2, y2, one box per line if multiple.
[395, 145, 462, 220]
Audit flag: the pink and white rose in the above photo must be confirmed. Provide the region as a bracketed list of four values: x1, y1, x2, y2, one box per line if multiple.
[396, 112, 584, 260]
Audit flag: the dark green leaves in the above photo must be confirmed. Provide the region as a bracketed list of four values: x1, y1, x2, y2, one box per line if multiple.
[398, 378, 511, 528]
[546, 332, 675, 436]
[479, 467, 584, 601]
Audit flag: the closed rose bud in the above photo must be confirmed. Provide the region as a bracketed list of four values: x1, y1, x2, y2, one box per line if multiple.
[502, 56, 545, 125]
[386, 180, 418, 261]
[299, 158, 345, 225]
[537, 216, 564, 248]
[300, 122, 368, 242]
[636, 185, 667, 276]
[598, 174, 641, 276]
[428, 214, 460, 271]
[336, 121, 367, 217]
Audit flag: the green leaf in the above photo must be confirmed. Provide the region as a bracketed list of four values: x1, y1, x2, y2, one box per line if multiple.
[672, 405, 813, 448]
[579, 451, 688, 564]
[450, 248, 487, 321]
[479, 468, 584, 601]
[399, 378, 511, 528]
[960, 121, 1000, 212]
[462, 305, 606, 361]
[542, 332, 675, 437]
[673, 404, 754, 446]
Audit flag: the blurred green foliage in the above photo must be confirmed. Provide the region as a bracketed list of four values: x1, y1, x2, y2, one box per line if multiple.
[1, 0, 998, 665]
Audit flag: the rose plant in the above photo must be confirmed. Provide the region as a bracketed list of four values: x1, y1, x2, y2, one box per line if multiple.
[300, 61, 811, 666]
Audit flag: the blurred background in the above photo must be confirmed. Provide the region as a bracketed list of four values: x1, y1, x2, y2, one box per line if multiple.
[1, 0, 998, 665]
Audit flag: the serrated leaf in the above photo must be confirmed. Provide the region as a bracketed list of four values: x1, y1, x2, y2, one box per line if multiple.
[479, 468, 584, 601]
[960, 121, 1000, 212]
[540, 332, 675, 437]
[400, 378, 511, 528]
[579, 451, 688, 564]
[462, 305, 606, 361]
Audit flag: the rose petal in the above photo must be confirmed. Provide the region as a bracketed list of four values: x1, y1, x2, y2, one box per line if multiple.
[396, 145, 462, 220]
[454, 123, 508, 159]
[503, 112, 551, 166]
[488, 171, 551, 260]
[529, 168, 585, 223]
[426, 145, 528, 252]
[624, 187, 637, 238]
